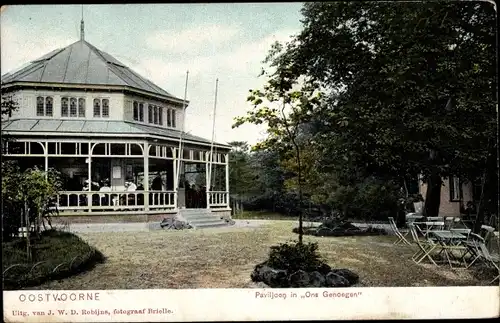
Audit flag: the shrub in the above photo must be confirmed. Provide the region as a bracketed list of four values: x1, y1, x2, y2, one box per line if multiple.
[267, 241, 325, 273]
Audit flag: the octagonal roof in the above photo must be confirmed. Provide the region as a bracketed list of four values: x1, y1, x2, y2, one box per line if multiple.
[1, 40, 182, 102]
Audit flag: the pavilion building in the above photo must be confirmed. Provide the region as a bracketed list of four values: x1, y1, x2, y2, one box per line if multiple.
[1, 19, 231, 224]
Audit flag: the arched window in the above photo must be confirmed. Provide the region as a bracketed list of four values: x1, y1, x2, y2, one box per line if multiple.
[166, 108, 172, 126]
[139, 103, 144, 121]
[36, 96, 45, 116]
[78, 98, 85, 117]
[102, 99, 109, 117]
[45, 97, 53, 116]
[133, 101, 139, 121]
[148, 105, 153, 123]
[171, 109, 176, 128]
[61, 97, 69, 117]
[93, 99, 101, 117]
[70, 98, 77, 117]
[153, 106, 158, 124]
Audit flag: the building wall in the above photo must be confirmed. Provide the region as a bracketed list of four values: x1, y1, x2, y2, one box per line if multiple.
[419, 177, 473, 216]
[7, 89, 125, 120]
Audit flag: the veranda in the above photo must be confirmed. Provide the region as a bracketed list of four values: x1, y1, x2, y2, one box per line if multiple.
[3, 136, 229, 215]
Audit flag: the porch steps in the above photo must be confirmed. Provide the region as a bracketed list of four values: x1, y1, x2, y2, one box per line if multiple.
[177, 208, 229, 229]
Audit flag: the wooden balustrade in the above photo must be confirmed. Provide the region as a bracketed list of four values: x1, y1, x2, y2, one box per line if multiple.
[208, 191, 229, 207]
[56, 190, 175, 212]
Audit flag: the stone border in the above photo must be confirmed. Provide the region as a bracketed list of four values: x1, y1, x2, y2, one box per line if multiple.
[251, 262, 359, 288]
[293, 224, 388, 237]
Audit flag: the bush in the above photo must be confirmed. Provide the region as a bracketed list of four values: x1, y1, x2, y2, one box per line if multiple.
[267, 241, 326, 273]
[330, 177, 402, 221]
[2, 229, 105, 290]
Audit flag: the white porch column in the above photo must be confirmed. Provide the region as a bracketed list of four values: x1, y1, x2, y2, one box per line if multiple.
[143, 141, 149, 211]
[206, 151, 211, 209]
[44, 142, 49, 178]
[225, 153, 229, 208]
[87, 144, 92, 212]
[172, 147, 178, 209]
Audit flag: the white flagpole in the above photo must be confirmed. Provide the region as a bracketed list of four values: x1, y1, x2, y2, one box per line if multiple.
[176, 71, 189, 196]
[208, 78, 219, 194]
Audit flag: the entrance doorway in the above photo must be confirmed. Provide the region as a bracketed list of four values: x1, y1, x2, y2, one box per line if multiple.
[183, 163, 207, 208]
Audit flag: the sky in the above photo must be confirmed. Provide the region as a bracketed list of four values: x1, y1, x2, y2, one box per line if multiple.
[1, 3, 304, 146]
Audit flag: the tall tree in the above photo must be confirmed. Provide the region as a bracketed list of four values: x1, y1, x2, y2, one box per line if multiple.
[262, 1, 497, 220]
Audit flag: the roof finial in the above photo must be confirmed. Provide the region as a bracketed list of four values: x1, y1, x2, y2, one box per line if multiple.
[80, 5, 85, 41]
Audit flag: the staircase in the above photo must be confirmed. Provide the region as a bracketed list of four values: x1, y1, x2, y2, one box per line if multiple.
[177, 208, 229, 229]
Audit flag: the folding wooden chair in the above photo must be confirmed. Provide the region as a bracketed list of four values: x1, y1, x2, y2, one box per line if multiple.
[477, 243, 500, 284]
[388, 217, 411, 245]
[409, 224, 438, 265]
[464, 233, 500, 283]
[444, 217, 455, 230]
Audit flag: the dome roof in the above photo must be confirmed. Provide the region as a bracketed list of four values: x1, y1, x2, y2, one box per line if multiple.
[1, 40, 181, 102]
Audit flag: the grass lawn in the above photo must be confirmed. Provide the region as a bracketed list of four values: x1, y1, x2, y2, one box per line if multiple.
[3, 230, 105, 290]
[29, 221, 495, 290]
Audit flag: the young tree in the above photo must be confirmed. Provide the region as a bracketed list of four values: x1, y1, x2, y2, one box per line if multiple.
[234, 76, 322, 243]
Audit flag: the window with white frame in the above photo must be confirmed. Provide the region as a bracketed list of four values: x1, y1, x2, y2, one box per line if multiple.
[70, 98, 77, 117]
[36, 96, 53, 117]
[93, 98, 109, 118]
[78, 98, 85, 117]
[133, 101, 145, 122]
[61, 96, 85, 117]
[153, 106, 158, 124]
[171, 109, 176, 128]
[148, 104, 153, 123]
[449, 176, 462, 201]
[166, 108, 176, 128]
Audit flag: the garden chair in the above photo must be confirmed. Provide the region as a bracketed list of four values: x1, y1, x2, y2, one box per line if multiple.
[463, 233, 500, 283]
[444, 217, 455, 230]
[413, 201, 424, 214]
[409, 223, 438, 265]
[388, 217, 411, 245]
[480, 225, 496, 251]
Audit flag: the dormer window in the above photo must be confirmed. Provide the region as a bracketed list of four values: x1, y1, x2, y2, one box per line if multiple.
[61, 96, 85, 118]
[93, 98, 109, 118]
[36, 96, 53, 117]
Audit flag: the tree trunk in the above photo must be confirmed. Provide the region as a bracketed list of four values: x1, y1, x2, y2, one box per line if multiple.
[472, 170, 487, 234]
[423, 171, 442, 218]
[24, 201, 31, 262]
